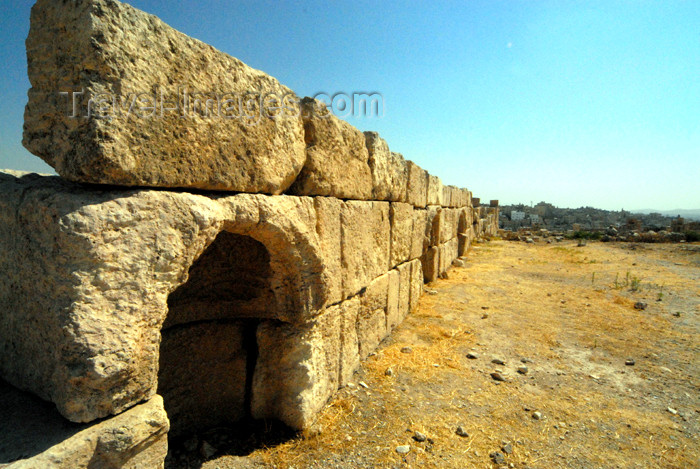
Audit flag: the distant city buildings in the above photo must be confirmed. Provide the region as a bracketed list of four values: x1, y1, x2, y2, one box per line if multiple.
[499, 202, 689, 233]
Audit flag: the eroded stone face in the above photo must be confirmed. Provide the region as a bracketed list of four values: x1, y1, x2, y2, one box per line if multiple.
[287, 98, 373, 200]
[23, 0, 305, 193]
[364, 132, 408, 202]
[0, 173, 331, 423]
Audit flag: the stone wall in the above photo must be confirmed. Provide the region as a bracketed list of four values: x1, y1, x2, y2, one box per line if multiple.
[0, 0, 498, 466]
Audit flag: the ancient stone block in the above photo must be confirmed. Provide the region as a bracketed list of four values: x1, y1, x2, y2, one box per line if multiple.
[23, 0, 305, 193]
[0, 173, 333, 423]
[396, 262, 412, 321]
[409, 259, 424, 314]
[421, 246, 439, 283]
[428, 206, 444, 246]
[441, 208, 459, 244]
[314, 197, 343, 305]
[364, 132, 408, 202]
[340, 201, 390, 298]
[251, 310, 340, 430]
[358, 273, 389, 359]
[288, 98, 373, 200]
[406, 161, 428, 208]
[410, 208, 429, 260]
[337, 297, 361, 386]
[458, 233, 472, 257]
[390, 202, 414, 268]
[427, 175, 443, 206]
[1, 388, 168, 469]
[386, 269, 401, 331]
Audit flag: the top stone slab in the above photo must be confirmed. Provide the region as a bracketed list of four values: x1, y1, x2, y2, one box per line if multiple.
[23, 0, 306, 193]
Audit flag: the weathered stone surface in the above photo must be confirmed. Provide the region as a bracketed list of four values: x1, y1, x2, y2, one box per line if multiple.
[410, 208, 429, 260]
[458, 233, 472, 257]
[23, 0, 305, 193]
[158, 321, 247, 437]
[288, 98, 372, 199]
[0, 173, 332, 423]
[386, 269, 401, 331]
[337, 297, 361, 386]
[406, 161, 428, 208]
[364, 132, 408, 202]
[252, 309, 340, 430]
[409, 259, 424, 314]
[1, 386, 168, 469]
[358, 274, 389, 359]
[429, 206, 444, 246]
[340, 201, 390, 298]
[389, 202, 414, 268]
[396, 262, 412, 321]
[421, 246, 439, 283]
[427, 175, 443, 206]
[440, 208, 459, 244]
[314, 197, 344, 304]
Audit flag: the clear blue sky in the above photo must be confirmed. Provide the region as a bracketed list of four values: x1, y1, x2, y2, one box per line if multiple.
[1, 0, 698, 210]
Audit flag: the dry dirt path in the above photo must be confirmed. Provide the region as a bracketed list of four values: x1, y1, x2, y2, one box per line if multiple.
[193, 241, 699, 469]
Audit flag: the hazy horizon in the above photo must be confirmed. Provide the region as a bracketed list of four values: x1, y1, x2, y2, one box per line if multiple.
[1, 0, 698, 211]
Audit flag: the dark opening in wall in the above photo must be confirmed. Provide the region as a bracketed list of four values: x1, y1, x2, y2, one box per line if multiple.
[158, 231, 294, 457]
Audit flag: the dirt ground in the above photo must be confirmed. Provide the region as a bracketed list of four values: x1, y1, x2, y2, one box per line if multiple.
[192, 240, 699, 469]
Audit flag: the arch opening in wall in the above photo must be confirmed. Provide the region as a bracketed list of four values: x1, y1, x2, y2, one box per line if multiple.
[157, 230, 295, 455]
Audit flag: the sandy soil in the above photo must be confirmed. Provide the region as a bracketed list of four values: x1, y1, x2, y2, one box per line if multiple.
[184, 240, 699, 469]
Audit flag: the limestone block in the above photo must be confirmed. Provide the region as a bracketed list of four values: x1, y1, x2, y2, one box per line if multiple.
[442, 185, 451, 208]
[386, 269, 401, 331]
[288, 98, 372, 200]
[409, 259, 424, 314]
[396, 262, 412, 321]
[406, 161, 428, 208]
[251, 309, 340, 430]
[23, 0, 305, 193]
[421, 246, 439, 283]
[158, 322, 247, 437]
[364, 132, 408, 202]
[409, 208, 429, 260]
[0, 173, 332, 423]
[441, 209, 459, 244]
[2, 390, 169, 469]
[340, 201, 390, 298]
[314, 197, 343, 305]
[458, 233, 471, 257]
[428, 206, 444, 246]
[389, 202, 414, 268]
[337, 297, 361, 386]
[427, 175, 443, 206]
[358, 273, 389, 359]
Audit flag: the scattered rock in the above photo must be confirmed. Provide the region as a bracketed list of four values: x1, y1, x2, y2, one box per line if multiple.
[385, 367, 394, 376]
[517, 366, 529, 375]
[634, 302, 647, 310]
[502, 442, 513, 454]
[481, 313, 489, 319]
[200, 441, 217, 459]
[466, 352, 479, 359]
[667, 407, 678, 415]
[625, 359, 635, 366]
[401, 346, 413, 354]
[456, 426, 469, 437]
[425, 289, 438, 295]
[492, 358, 506, 365]
[481, 306, 490, 310]
[532, 411, 543, 420]
[520, 357, 532, 364]
[396, 445, 411, 454]
[490, 451, 506, 465]
[413, 431, 427, 442]
[672, 311, 681, 317]
[359, 381, 369, 388]
[490, 372, 506, 382]
[452, 259, 465, 267]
